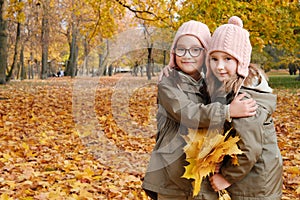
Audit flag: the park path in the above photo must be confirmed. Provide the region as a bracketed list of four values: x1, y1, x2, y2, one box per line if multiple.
[73, 74, 158, 175]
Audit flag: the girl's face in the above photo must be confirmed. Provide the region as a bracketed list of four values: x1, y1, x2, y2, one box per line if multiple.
[209, 51, 238, 82]
[175, 35, 205, 80]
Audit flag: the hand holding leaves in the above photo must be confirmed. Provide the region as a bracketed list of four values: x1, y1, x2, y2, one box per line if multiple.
[182, 128, 242, 197]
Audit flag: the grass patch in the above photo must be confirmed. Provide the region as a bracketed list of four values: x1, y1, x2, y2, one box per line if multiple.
[268, 75, 300, 89]
[267, 70, 289, 76]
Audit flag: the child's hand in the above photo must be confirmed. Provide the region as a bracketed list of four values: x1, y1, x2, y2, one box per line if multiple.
[158, 65, 172, 83]
[215, 163, 221, 173]
[229, 93, 257, 118]
[209, 173, 231, 192]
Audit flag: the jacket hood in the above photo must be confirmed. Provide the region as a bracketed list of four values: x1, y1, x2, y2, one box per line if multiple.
[244, 72, 273, 93]
[240, 74, 276, 114]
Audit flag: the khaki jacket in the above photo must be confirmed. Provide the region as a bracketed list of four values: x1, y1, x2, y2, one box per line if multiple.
[197, 75, 283, 200]
[222, 86, 282, 199]
[142, 70, 228, 198]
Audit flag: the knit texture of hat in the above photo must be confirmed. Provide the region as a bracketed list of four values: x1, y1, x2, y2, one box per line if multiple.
[168, 20, 211, 68]
[207, 16, 252, 78]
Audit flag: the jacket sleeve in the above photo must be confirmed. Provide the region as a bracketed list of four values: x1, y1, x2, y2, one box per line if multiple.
[158, 80, 228, 129]
[221, 106, 269, 184]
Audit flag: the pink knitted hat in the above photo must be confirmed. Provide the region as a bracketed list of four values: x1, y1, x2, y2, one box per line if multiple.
[207, 16, 252, 78]
[168, 20, 211, 68]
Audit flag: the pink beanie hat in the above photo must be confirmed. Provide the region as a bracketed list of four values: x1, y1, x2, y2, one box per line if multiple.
[168, 20, 211, 68]
[207, 16, 252, 78]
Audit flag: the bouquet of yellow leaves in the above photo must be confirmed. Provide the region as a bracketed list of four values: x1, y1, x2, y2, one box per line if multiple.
[182, 128, 243, 199]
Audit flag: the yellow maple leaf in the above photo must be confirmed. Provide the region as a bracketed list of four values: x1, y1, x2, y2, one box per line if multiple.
[230, 155, 239, 166]
[183, 129, 206, 159]
[0, 193, 14, 200]
[218, 190, 231, 200]
[296, 186, 300, 194]
[182, 128, 243, 197]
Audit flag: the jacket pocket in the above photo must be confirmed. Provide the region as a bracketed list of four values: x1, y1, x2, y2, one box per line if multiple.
[263, 118, 277, 144]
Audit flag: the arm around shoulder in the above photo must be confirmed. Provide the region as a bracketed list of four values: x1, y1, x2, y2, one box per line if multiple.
[158, 79, 228, 129]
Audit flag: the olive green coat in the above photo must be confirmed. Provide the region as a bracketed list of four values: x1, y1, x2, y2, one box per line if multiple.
[142, 70, 228, 198]
[222, 86, 282, 199]
[196, 75, 283, 200]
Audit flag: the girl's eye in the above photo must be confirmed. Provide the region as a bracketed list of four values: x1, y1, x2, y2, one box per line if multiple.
[226, 57, 232, 61]
[211, 57, 217, 61]
[177, 48, 185, 53]
[191, 48, 200, 53]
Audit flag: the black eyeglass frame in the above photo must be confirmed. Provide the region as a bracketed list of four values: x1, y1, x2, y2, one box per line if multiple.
[174, 47, 205, 57]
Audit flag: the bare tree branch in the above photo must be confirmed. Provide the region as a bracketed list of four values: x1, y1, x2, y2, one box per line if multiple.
[114, 0, 170, 24]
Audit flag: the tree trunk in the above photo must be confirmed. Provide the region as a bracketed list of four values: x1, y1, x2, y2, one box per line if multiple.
[66, 31, 77, 78]
[151, 58, 155, 76]
[66, 10, 77, 78]
[146, 45, 153, 80]
[17, 63, 20, 79]
[7, 22, 21, 81]
[101, 39, 109, 76]
[65, 44, 71, 76]
[36, 60, 40, 79]
[84, 38, 89, 76]
[28, 52, 33, 79]
[163, 50, 166, 67]
[74, 42, 78, 77]
[67, 28, 76, 78]
[27, 61, 32, 79]
[20, 45, 25, 80]
[0, 0, 7, 84]
[98, 53, 104, 76]
[41, 0, 49, 79]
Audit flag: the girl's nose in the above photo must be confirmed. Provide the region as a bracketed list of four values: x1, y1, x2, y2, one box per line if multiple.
[217, 62, 225, 70]
[184, 51, 193, 58]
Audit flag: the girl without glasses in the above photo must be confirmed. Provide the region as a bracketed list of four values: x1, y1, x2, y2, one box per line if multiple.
[207, 16, 283, 200]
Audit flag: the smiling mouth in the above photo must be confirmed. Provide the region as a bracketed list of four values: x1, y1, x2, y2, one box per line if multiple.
[219, 73, 228, 76]
[182, 61, 195, 64]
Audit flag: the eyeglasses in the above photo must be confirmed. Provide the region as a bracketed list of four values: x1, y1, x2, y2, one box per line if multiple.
[174, 47, 205, 57]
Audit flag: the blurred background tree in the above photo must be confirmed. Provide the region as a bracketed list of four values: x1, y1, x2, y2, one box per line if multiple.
[0, 0, 299, 83]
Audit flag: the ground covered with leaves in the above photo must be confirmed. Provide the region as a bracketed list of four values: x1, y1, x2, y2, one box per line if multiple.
[0, 74, 299, 199]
